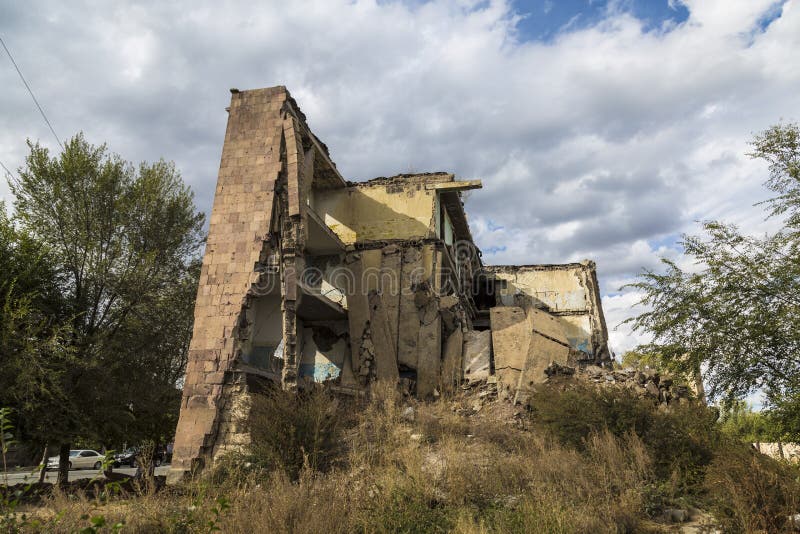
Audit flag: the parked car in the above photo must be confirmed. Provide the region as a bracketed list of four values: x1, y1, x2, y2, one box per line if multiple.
[113, 446, 164, 468]
[46, 449, 105, 471]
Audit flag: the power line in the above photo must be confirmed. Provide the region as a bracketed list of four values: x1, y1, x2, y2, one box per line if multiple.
[0, 159, 14, 181]
[0, 35, 63, 151]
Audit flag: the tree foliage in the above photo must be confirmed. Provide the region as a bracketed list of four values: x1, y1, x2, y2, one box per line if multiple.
[3, 133, 204, 452]
[618, 350, 668, 373]
[625, 123, 800, 403]
[0, 205, 76, 446]
[718, 400, 777, 443]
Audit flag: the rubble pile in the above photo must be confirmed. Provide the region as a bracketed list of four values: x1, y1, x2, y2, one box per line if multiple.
[458, 375, 499, 414]
[452, 362, 695, 417]
[544, 363, 692, 405]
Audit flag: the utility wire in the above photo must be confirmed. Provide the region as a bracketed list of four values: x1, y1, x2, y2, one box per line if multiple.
[0, 35, 64, 151]
[0, 159, 14, 181]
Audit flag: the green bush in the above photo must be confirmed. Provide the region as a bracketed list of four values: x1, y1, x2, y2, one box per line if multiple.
[527, 384, 649, 449]
[360, 486, 453, 534]
[244, 386, 344, 479]
[527, 384, 718, 489]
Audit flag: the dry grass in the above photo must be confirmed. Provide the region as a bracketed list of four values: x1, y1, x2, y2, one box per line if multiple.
[704, 444, 800, 533]
[10, 381, 800, 533]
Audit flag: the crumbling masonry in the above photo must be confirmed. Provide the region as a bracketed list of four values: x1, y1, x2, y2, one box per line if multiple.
[168, 86, 611, 482]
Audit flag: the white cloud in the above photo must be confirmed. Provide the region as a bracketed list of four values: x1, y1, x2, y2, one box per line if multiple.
[603, 290, 651, 356]
[1, 0, 798, 352]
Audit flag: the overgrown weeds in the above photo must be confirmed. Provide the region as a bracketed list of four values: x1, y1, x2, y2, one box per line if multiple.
[704, 443, 800, 533]
[240, 386, 346, 480]
[528, 382, 718, 492]
[10, 381, 800, 533]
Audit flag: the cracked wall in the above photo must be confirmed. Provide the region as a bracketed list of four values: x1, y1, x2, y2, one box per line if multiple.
[170, 85, 612, 482]
[485, 262, 610, 364]
[169, 87, 288, 482]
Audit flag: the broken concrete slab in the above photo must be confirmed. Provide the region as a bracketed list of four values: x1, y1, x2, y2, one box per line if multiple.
[514, 332, 570, 404]
[417, 246, 444, 398]
[368, 289, 400, 382]
[416, 285, 441, 398]
[345, 252, 371, 378]
[380, 245, 402, 355]
[490, 307, 530, 400]
[339, 349, 359, 388]
[397, 245, 423, 369]
[441, 327, 463, 395]
[512, 307, 572, 402]
[463, 330, 491, 383]
[438, 294, 460, 335]
[527, 307, 569, 345]
[438, 295, 459, 310]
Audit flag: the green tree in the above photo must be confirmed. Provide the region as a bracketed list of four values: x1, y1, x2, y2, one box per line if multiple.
[764, 392, 800, 443]
[718, 400, 777, 443]
[618, 350, 666, 371]
[8, 134, 204, 481]
[626, 123, 800, 404]
[0, 205, 75, 469]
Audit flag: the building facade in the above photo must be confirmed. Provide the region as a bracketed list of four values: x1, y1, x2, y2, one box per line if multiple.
[168, 86, 610, 481]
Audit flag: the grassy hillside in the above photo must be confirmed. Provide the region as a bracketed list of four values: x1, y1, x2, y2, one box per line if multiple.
[5, 378, 800, 533]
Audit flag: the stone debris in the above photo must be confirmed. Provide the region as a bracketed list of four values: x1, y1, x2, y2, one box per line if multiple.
[456, 360, 696, 424]
[662, 508, 689, 523]
[458, 375, 499, 415]
[401, 406, 416, 423]
[545, 363, 692, 405]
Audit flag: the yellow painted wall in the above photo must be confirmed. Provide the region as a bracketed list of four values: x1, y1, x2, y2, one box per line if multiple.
[314, 183, 437, 243]
[494, 267, 588, 313]
[490, 265, 599, 356]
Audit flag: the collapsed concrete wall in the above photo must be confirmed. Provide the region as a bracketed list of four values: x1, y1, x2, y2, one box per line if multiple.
[343, 241, 467, 397]
[169, 85, 613, 482]
[485, 262, 610, 364]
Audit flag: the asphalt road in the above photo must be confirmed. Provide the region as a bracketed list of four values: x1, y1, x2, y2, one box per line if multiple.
[1, 465, 170, 486]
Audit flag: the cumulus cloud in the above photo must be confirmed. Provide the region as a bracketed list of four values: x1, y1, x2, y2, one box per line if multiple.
[1, 0, 798, 355]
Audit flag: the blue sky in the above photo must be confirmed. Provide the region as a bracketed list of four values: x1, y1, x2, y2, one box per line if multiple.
[513, 0, 689, 40]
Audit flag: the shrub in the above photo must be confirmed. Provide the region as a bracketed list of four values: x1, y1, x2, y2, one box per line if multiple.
[637, 402, 717, 490]
[528, 383, 718, 490]
[528, 384, 652, 449]
[361, 485, 454, 534]
[704, 443, 800, 533]
[347, 380, 405, 468]
[445, 430, 652, 533]
[245, 386, 344, 479]
[220, 469, 354, 534]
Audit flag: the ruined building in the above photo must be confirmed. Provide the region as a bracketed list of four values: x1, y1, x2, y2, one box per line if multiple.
[168, 86, 611, 481]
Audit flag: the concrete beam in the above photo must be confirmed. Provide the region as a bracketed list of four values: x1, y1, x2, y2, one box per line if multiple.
[425, 180, 483, 191]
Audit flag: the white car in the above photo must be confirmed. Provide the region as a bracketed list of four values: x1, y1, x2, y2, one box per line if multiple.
[46, 449, 105, 470]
